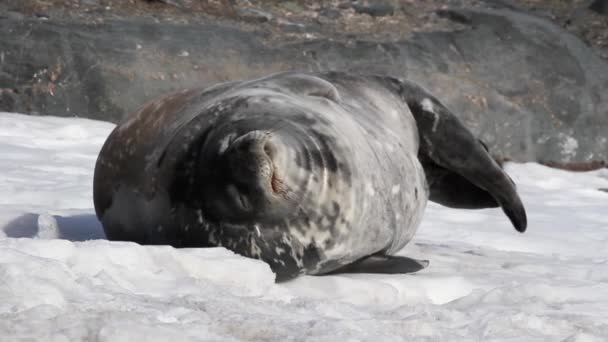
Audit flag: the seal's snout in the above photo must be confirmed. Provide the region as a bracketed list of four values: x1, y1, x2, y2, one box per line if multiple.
[226, 131, 272, 180]
[223, 130, 286, 205]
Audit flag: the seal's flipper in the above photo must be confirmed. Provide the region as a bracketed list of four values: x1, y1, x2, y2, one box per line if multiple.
[188, 222, 314, 283]
[421, 138, 518, 209]
[328, 255, 429, 275]
[380, 76, 527, 232]
[423, 159, 501, 209]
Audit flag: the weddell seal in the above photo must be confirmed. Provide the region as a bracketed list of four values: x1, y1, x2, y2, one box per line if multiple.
[93, 72, 527, 281]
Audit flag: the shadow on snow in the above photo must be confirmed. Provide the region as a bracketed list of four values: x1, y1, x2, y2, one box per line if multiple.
[2, 212, 106, 241]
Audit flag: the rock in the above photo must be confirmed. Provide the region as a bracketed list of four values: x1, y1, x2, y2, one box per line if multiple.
[279, 1, 304, 13]
[486, 0, 608, 60]
[337, 2, 351, 10]
[236, 7, 273, 23]
[275, 18, 313, 33]
[0, 7, 607, 165]
[318, 7, 341, 20]
[436, 9, 472, 25]
[350, 1, 395, 17]
[590, 0, 608, 15]
[0, 89, 17, 112]
[0, 11, 25, 21]
[148, 0, 192, 9]
[34, 13, 50, 20]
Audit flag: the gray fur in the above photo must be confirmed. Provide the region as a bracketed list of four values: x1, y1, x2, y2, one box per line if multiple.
[93, 71, 527, 281]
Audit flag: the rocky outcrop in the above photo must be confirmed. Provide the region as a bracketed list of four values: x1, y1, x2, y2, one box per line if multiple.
[0, 1, 607, 165]
[590, 0, 608, 15]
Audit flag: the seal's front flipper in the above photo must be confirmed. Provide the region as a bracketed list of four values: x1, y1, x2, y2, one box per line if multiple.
[329, 255, 429, 275]
[378, 76, 527, 233]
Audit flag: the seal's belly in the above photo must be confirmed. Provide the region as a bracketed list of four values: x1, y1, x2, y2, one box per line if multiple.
[311, 146, 428, 273]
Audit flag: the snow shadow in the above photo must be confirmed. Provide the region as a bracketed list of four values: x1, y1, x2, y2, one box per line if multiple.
[2, 212, 106, 241]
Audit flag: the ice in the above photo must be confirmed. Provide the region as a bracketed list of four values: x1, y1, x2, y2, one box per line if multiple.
[35, 213, 60, 239]
[1, 111, 608, 340]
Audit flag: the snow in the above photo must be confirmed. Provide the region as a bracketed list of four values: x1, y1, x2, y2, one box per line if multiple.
[1, 111, 608, 341]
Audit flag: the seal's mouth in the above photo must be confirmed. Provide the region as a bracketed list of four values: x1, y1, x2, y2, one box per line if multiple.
[270, 164, 284, 195]
[264, 141, 286, 197]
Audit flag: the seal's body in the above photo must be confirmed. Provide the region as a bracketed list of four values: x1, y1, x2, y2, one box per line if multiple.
[93, 72, 526, 281]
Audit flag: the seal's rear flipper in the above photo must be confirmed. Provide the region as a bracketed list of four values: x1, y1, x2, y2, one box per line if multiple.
[328, 255, 429, 275]
[421, 145, 516, 209]
[378, 76, 527, 232]
[423, 160, 501, 209]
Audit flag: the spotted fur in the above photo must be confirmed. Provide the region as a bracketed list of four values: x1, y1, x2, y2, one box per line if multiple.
[93, 71, 527, 281]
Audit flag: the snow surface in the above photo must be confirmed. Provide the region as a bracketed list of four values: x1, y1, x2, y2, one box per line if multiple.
[1, 111, 608, 341]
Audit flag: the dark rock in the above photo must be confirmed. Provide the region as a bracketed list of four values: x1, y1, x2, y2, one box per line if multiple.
[482, 0, 608, 60]
[0, 8, 607, 165]
[590, 0, 608, 15]
[436, 9, 473, 25]
[0, 89, 17, 112]
[34, 13, 50, 20]
[351, 1, 395, 17]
